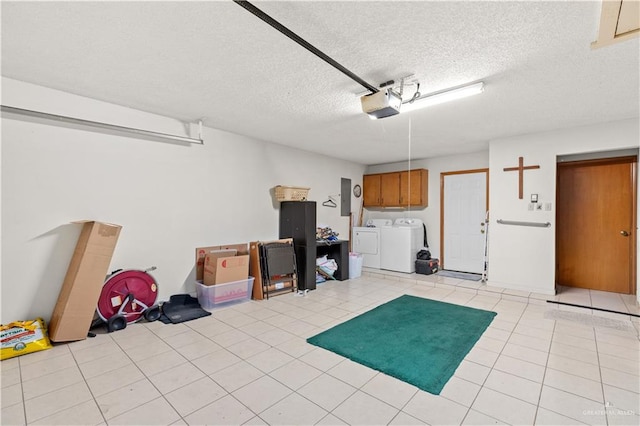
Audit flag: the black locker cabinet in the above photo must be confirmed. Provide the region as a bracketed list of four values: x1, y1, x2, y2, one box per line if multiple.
[279, 201, 317, 291]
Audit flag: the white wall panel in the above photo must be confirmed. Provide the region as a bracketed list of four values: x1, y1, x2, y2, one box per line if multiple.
[1, 78, 366, 323]
[488, 119, 640, 295]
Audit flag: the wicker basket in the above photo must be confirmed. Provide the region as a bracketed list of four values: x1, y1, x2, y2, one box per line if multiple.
[274, 186, 310, 201]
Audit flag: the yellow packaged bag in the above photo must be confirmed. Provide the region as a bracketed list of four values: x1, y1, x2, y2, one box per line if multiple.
[1, 318, 53, 360]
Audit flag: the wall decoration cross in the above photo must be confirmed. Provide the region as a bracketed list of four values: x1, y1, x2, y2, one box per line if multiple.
[503, 157, 540, 199]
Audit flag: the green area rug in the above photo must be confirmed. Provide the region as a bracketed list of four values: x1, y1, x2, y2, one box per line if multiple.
[307, 295, 496, 394]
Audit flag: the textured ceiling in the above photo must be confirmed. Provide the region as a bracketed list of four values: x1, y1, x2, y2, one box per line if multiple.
[2, 1, 638, 165]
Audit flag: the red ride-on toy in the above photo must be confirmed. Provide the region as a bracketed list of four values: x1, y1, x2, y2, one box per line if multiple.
[95, 267, 161, 333]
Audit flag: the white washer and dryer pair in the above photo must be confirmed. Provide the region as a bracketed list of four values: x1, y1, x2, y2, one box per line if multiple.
[380, 218, 424, 273]
[352, 219, 391, 269]
[353, 218, 424, 273]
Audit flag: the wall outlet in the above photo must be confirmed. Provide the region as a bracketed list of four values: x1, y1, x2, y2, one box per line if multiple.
[528, 203, 535, 211]
[536, 203, 543, 210]
[545, 202, 552, 211]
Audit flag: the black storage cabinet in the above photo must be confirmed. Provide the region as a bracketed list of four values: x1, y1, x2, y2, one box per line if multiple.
[279, 201, 317, 291]
[316, 240, 349, 280]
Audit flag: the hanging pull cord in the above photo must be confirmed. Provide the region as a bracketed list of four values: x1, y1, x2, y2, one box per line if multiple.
[234, 0, 379, 95]
[404, 82, 421, 104]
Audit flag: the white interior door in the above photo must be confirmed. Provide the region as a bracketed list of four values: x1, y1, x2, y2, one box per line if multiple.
[443, 172, 487, 273]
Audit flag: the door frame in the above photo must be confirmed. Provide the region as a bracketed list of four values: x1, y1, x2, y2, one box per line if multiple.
[440, 168, 489, 269]
[555, 156, 637, 294]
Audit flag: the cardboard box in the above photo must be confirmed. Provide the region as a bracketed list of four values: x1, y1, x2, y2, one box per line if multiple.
[48, 221, 121, 342]
[195, 243, 248, 281]
[203, 253, 249, 286]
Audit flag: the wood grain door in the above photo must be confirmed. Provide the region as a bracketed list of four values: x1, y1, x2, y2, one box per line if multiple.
[556, 157, 637, 293]
[400, 169, 428, 207]
[380, 172, 400, 206]
[363, 174, 381, 206]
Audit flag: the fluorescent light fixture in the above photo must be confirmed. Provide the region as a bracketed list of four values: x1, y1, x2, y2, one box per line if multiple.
[401, 82, 484, 113]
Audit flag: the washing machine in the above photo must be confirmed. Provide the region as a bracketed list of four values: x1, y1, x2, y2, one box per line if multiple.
[352, 219, 392, 269]
[380, 218, 423, 273]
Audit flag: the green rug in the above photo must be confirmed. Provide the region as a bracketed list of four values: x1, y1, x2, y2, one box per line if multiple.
[307, 295, 496, 394]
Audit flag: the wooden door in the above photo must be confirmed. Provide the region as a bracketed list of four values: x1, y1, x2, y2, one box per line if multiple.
[556, 157, 637, 293]
[380, 172, 400, 206]
[363, 174, 381, 206]
[441, 170, 488, 273]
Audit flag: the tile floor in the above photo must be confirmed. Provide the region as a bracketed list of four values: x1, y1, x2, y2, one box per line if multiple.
[2, 271, 639, 425]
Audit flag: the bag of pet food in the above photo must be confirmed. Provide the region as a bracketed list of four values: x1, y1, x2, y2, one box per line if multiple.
[1, 318, 53, 360]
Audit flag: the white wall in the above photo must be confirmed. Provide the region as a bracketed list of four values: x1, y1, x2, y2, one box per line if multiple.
[488, 118, 640, 295]
[1, 78, 366, 323]
[365, 151, 490, 259]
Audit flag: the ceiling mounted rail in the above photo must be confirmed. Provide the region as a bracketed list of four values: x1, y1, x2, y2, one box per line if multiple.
[1, 105, 204, 144]
[233, 0, 379, 94]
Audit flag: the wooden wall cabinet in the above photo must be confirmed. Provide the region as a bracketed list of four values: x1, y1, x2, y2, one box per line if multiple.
[363, 174, 381, 206]
[400, 169, 428, 207]
[380, 172, 401, 206]
[363, 169, 428, 208]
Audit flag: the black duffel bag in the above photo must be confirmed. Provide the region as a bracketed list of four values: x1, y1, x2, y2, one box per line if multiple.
[417, 249, 431, 260]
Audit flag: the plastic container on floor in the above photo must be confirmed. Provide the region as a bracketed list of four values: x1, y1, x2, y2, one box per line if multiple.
[349, 252, 363, 279]
[195, 277, 254, 309]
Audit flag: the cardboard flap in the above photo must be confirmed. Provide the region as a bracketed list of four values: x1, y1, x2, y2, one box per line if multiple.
[72, 220, 122, 228]
[220, 256, 248, 269]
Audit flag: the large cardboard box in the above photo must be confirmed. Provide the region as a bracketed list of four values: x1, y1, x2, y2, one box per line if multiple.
[195, 243, 249, 286]
[195, 243, 248, 282]
[48, 221, 121, 342]
[203, 253, 250, 286]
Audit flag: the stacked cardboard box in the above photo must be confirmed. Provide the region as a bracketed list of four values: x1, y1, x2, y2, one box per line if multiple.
[194, 243, 252, 308]
[195, 243, 249, 286]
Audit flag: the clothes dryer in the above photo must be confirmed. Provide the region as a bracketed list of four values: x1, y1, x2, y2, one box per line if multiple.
[352, 219, 392, 269]
[380, 218, 423, 273]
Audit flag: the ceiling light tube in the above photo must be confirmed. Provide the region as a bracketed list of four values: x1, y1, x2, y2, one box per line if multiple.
[401, 82, 484, 113]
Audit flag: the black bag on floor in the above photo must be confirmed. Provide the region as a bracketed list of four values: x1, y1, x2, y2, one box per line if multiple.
[417, 224, 432, 260]
[417, 249, 431, 260]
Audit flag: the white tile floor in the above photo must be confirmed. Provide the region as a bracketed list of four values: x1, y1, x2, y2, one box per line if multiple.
[2, 271, 639, 426]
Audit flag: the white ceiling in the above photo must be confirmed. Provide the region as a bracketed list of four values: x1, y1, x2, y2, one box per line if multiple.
[2, 1, 638, 165]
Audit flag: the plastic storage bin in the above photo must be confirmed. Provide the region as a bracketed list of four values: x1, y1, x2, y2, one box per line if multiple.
[349, 252, 363, 279]
[196, 277, 254, 309]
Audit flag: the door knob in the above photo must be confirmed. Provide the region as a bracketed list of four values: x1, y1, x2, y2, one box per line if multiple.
[620, 230, 629, 237]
